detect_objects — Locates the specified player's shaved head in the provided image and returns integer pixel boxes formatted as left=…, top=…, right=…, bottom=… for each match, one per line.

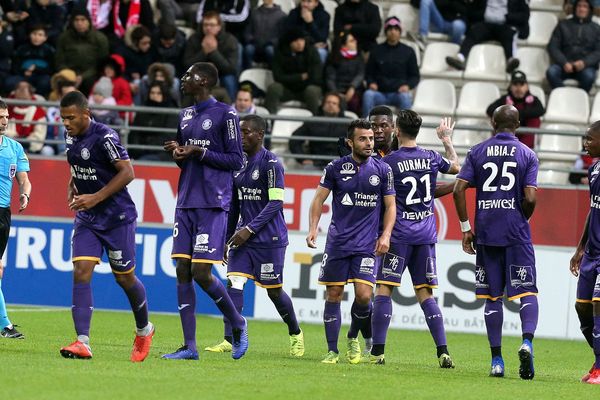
left=193, top=62, right=218, bottom=89
left=241, top=114, right=266, bottom=133
left=492, top=105, right=520, bottom=133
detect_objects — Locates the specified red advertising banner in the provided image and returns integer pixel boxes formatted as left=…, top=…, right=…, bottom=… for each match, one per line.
left=18, top=158, right=587, bottom=247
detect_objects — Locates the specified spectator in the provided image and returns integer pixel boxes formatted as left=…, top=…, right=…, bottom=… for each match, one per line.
left=26, top=0, right=66, bottom=46
left=564, top=0, right=600, bottom=16
left=445, top=0, right=529, bottom=73
left=138, top=62, right=180, bottom=106
left=1, top=0, right=30, bottom=47
left=9, top=25, right=55, bottom=97
left=47, top=78, right=76, bottom=154
left=325, top=30, right=364, bottom=115
left=486, top=71, right=544, bottom=149
left=570, top=145, right=598, bottom=184
left=93, top=54, right=134, bottom=114
left=362, top=17, right=419, bottom=117
left=233, top=87, right=256, bottom=114
left=116, top=25, right=157, bottom=103
left=547, top=0, right=600, bottom=93
left=152, top=23, right=186, bottom=76
left=155, top=0, right=183, bottom=26
left=103, top=0, right=155, bottom=48
left=6, top=80, right=46, bottom=153
left=0, top=20, right=15, bottom=96
left=88, top=76, right=122, bottom=126
left=333, top=0, right=381, bottom=53
left=407, top=0, right=467, bottom=51
left=195, top=0, right=250, bottom=42
left=128, top=81, right=178, bottom=161
left=48, top=68, right=76, bottom=101
left=55, top=7, right=109, bottom=95
left=183, top=11, right=239, bottom=102
left=264, top=27, right=322, bottom=115
left=286, top=0, right=330, bottom=64
left=242, top=0, right=286, bottom=69
left=289, top=92, right=348, bottom=168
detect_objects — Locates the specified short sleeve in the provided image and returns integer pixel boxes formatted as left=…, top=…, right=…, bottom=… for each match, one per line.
left=101, top=129, right=129, bottom=162
left=319, top=162, right=335, bottom=190
left=16, top=143, right=30, bottom=172
left=435, top=151, right=451, bottom=174
left=382, top=163, right=395, bottom=196
left=267, top=158, right=285, bottom=201
left=457, top=150, right=475, bottom=184
left=524, top=151, right=539, bottom=188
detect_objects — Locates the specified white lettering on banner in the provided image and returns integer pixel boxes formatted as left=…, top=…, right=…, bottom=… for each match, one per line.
left=50, top=229, right=72, bottom=272
left=128, top=179, right=146, bottom=222
left=15, top=227, right=47, bottom=270
left=149, top=180, right=177, bottom=224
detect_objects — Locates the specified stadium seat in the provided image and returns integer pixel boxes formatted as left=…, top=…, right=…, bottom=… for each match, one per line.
left=420, top=42, right=462, bottom=79
left=387, top=4, right=418, bottom=37
left=538, top=123, right=582, bottom=163
left=590, top=91, right=600, bottom=122
left=529, top=0, right=563, bottom=11
left=453, top=118, right=491, bottom=156
left=537, top=169, right=570, bottom=185
left=255, top=105, right=269, bottom=116
left=271, top=108, right=313, bottom=148
left=418, top=115, right=445, bottom=152
left=463, top=44, right=507, bottom=82
left=258, top=0, right=296, bottom=14
left=412, top=79, right=456, bottom=117
left=238, top=68, right=274, bottom=94
left=521, top=12, right=558, bottom=47
left=320, top=0, right=337, bottom=33
left=405, top=40, right=421, bottom=66
left=544, top=87, right=590, bottom=125
left=455, top=81, right=501, bottom=119
left=344, top=110, right=359, bottom=120
left=529, top=84, right=546, bottom=108
left=516, top=47, right=549, bottom=85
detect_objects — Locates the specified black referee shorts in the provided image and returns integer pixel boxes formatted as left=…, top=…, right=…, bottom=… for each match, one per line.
left=0, top=207, right=11, bottom=258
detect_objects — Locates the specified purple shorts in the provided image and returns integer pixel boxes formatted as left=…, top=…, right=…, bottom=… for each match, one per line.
left=71, top=220, right=136, bottom=274
left=475, top=244, right=538, bottom=301
left=171, top=208, right=227, bottom=264
left=377, top=243, right=438, bottom=289
left=227, top=245, right=286, bottom=288
left=576, top=253, right=600, bottom=302
left=318, top=246, right=378, bottom=287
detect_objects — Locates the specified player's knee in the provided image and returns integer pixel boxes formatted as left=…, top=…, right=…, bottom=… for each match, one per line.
left=191, top=263, right=212, bottom=283
left=113, top=271, right=135, bottom=288
left=228, top=275, right=247, bottom=290
left=575, top=301, right=593, bottom=317
left=175, top=261, right=193, bottom=282
left=325, top=286, right=344, bottom=302
left=267, top=287, right=282, bottom=300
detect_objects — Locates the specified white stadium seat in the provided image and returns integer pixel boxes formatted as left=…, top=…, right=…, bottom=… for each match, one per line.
left=270, top=107, right=313, bottom=148
left=418, top=115, right=445, bottom=152
left=387, top=4, right=418, bottom=37
left=522, top=12, right=558, bottom=47
left=529, top=84, right=546, bottom=108
left=455, top=81, right=501, bottom=119
left=537, top=169, right=570, bottom=185
left=412, top=79, right=456, bottom=116
left=544, top=87, right=590, bottom=125
left=529, top=0, right=563, bottom=11
left=537, top=123, right=582, bottom=163
left=344, top=110, right=359, bottom=120
left=420, top=42, right=462, bottom=79
left=320, top=0, right=337, bottom=33
left=405, top=40, right=421, bottom=66
left=238, top=68, right=274, bottom=94
left=255, top=105, right=269, bottom=116
left=453, top=118, right=491, bottom=156
left=516, top=47, right=549, bottom=85
left=464, top=44, right=507, bottom=82
left=589, top=91, right=600, bottom=123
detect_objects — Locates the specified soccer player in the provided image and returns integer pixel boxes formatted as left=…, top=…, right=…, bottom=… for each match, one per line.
left=307, top=119, right=396, bottom=364
left=370, top=105, right=397, bottom=159
left=570, top=120, right=600, bottom=384
left=59, top=91, right=154, bottom=361
left=205, top=114, right=304, bottom=356
left=370, top=111, right=460, bottom=366
left=162, top=62, right=248, bottom=360
left=453, top=105, right=538, bottom=379
left=0, top=100, right=31, bottom=339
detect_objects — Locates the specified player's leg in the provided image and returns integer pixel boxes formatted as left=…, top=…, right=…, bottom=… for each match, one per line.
left=507, top=244, right=538, bottom=380
left=575, top=256, right=600, bottom=383
left=588, top=300, right=600, bottom=384
left=0, top=208, right=21, bottom=339
left=267, top=287, right=303, bottom=356
left=205, top=275, right=246, bottom=353
left=322, top=284, right=344, bottom=363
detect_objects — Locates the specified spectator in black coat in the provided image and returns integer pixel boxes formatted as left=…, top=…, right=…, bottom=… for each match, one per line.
left=334, top=0, right=381, bottom=53
left=152, top=23, right=186, bottom=76
left=325, top=30, right=364, bottom=115
left=286, top=0, right=330, bottom=64
left=26, top=0, right=66, bottom=47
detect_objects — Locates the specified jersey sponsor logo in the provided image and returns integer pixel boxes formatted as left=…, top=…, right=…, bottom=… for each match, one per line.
left=359, top=257, right=375, bottom=276
left=9, top=164, right=16, bottom=178
left=402, top=210, right=434, bottom=220
left=103, top=139, right=120, bottom=161
left=261, top=263, right=274, bottom=273
left=202, top=119, right=213, bottom=130
left=186, top=138, right=211, bottom=147
left=226, top=119, right=237, bottom=140
left=65, top=136, right=73, bottom=145
left=252, top=169, right=259, bottom=180
left=267, top=168, right=275, bottom=188
left=341, top=193, right=353, bottom=206
left=509, top=265, right=534, bottom=288
left=477, top=198, right=516, bottom=210
left=108, top=250, right=123, bottom=260
left=196, top=234, right=209, bottom=245
left=369, top=175, right=380, bottom=186
left=592, top=163, right=600, bottom=183
left=425, top=257, right=437, bottom=282
left=319, top=169, right=326, bottom=184
left=382, top=252, right=403, bottom=279
left=475, top=265, right=488, bottom=289
left=81, top=147, right=90, bottom=160
left=340, top=162, right=356, bottom=175
left=182, top=108, right=194, bottom=121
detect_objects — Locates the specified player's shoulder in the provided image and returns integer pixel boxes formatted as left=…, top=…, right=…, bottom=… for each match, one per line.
left=259, top=148, right=283, bottom=167
left=92, top=121, right=120, bottom=142
left=516, top=140, right=538, bottom=159
left=213, top=101, right=238, bottom=118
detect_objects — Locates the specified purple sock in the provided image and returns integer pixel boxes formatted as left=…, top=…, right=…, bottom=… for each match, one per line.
left=123, top=278, right=149, bottom=329
left=204, top=277, right=244, bottom=329
left=484, top=299, right=503, bottom=348
left=177, top=282, right=197, bottom=352
left=271, top=291, right=300, bottom=335
left=519, top=295, right=539, bottom=335
left=421, top=297, right=447, bottom=346
left=594, top=316, right=600, bottom=369
left=324, top=301, right=341, bottom=353
left=72, top=283, right=93, bottom=337
left=224, top=287, right=244, bottom=339
left=372, top=295, right=392, bottom=345
left=347, top=301, right=371, bottom=339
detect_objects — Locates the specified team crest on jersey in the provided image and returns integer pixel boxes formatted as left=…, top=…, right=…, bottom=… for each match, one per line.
left=252, top=169, right=259, bottom=180
left=340, top=162, right=356, bottom=174
left=81, top=148, right=90, bottom=160
left=369, top=175, right=380, bottom=186
left=182, top=108, right=194, bottom=121
left=202, top=119, right=212, bottom=130
left=8, top=164, right=16, bottom=178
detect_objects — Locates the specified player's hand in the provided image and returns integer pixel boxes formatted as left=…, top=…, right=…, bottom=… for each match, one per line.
left=173, top=145, right=203, bottom=161
left=69, top=194, right=100, bottom=211
left=461, top=231, right=476, bottom=255
left=306, top=230, right=318, bottom=248
left=570, top=248, right=584, bottom=277
left=375, top=234, right=390, bottom=256
left=18, top=194, right=29, bottom=212
left=436, top=117, right=455, bottom=140
left=228, top=227, right=252, bottom=248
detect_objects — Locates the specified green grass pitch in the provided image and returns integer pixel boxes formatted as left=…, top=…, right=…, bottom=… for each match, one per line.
left=1, top=306, right=598, bottom=399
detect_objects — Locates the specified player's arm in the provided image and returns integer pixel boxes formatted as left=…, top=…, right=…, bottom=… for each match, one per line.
left=225, top=191, right=241, bottom=244
left=434, top=181, right=455, bottom=198
left=522, top=186, right=536, bottom=220
left=570, top=211, right=590, bottom=277
left=198, top=114, right=244, bottom=171
left=306, top=186, right=330, bottom=248
left=436, top=117, right=460, bottom=174
left=69, top=160, right=134, bottom=211
left=453, top=178, right=475, bottom=255
left=375, top=194, right=396, bottom=256
left=15, top=171, right=31, bottom=212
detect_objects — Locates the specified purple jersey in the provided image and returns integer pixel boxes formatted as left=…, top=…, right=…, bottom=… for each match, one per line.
left=175, top=97, right=243, bottom=210
left=585, top=161, right=600, bottom=257
left=65, top=120, right=137, bottom=230
left=384, top=146, right=450, bottom=244
left=229, top=148, right=288, bottom=248
left=320, top=155, right=395, bottom=252
left=457, top=132, right=538, bottom=246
